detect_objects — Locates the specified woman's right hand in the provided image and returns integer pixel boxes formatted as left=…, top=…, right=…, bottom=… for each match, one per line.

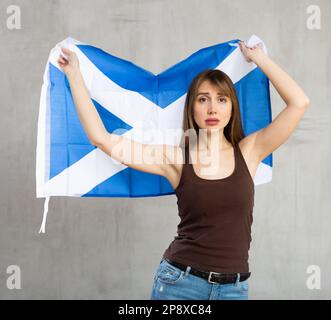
left=57, top=47, right=80, bottom=78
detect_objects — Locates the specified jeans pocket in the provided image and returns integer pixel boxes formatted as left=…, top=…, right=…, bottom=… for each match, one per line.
left=156, top=260, right=185, bottom=284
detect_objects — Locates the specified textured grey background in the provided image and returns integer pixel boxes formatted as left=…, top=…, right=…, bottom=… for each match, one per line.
left=0, top=0, right=330, bottom=299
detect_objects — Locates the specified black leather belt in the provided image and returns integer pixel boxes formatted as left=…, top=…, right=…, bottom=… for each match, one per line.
left=164, top=258, right=251, bottom=284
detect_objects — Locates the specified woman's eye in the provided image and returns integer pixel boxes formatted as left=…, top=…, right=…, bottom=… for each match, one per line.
left=198, top=97, right=227, bottom=103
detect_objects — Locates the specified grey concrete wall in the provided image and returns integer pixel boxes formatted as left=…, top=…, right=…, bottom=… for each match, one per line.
left=0, top=0, right=330, bottom=299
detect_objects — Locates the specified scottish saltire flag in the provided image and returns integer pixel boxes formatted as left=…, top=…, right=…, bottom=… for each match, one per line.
left=36, top=34, right=272, bottom=232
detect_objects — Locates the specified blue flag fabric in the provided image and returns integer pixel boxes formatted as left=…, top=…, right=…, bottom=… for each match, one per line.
left=36, top=34, right=272, bottom=232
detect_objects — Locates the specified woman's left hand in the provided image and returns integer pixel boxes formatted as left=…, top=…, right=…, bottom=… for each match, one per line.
left=238, top=41, right=264, bottom=63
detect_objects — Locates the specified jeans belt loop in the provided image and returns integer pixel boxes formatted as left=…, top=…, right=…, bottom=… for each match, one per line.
left=235, top=273, right=240, bottom=286
left=184, top=265, right=191, bottom=277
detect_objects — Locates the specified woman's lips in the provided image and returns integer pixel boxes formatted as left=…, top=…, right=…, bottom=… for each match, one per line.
left=205, top=120, right=220, bottom=125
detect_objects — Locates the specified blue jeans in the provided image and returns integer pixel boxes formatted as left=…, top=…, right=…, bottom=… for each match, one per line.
left=150, top=258, right=249, bottom=300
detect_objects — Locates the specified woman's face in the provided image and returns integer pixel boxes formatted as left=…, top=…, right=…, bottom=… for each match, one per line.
left=193, top=80, right=232, bottom=131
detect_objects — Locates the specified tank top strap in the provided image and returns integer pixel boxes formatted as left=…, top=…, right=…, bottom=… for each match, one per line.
left=234, top=141, right=254, bottom=185
left=233, top=142, right=240, bottom=166
left=184, top=143, right=189, bottom=165
left=234, top=142, right=238, bottom=155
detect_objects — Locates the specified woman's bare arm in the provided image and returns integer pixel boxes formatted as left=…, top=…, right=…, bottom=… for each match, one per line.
left=96, top=133, right=182, bottom=177
left=57, top=47, right=181, bottom=177
left=238, top=41, right=310, bottom=161
left=67, top=71, right=108, bottom=145
left=58, top=48, right=107, bottom=145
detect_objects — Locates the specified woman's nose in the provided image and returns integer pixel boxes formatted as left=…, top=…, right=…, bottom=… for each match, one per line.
left=207, top=103, right=217, bottom=114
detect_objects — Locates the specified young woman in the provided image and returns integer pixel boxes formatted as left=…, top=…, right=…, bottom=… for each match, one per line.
left=58, top=40, right=310, bottom=300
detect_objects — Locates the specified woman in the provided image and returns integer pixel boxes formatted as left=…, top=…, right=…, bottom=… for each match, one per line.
left=58, top=40, right=310, bottom=300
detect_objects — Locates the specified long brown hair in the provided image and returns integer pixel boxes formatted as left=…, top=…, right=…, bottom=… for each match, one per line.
left=180, top=69, right=245, bottom=148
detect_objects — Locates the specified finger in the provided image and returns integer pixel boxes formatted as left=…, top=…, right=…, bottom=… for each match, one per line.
left=57, top=57, right=67, bottom=65
left=59, top=53, right=68, bottom=61
left=58, top=56, right=66, bottom=63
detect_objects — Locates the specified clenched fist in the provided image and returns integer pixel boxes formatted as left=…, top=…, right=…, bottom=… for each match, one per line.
left=57, top=47, right=80, bottom=78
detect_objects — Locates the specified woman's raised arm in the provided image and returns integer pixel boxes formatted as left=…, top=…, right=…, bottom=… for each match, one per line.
left=58, top=47, right=107, bottom=145
left=57, top=48, right=182, bottom=178
left=238, top=41, right=310, bottom=162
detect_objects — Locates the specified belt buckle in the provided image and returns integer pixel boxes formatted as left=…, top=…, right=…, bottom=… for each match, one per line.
left=207, top=271, right=220, bottom=284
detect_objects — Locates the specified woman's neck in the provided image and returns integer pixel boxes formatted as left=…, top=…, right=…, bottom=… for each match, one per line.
left=197, top=129, right=231, bottom=151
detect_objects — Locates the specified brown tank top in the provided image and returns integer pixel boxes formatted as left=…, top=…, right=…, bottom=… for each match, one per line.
left=162, top=142, right=255, bottom=273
